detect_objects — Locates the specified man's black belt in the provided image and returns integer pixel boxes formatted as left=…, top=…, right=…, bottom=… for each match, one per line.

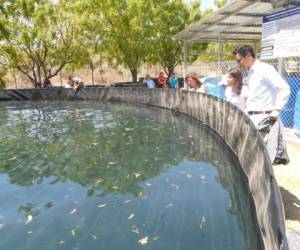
left=247, top=111, right=272, bottom=115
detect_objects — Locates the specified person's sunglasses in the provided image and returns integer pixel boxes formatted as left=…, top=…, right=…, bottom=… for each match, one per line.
left=236, top=53, right=249, bottom=64
left=236, top=57, right=245, bottom=64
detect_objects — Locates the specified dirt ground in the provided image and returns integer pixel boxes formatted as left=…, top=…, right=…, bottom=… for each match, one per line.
left=273, top=138, right=300, bottom=249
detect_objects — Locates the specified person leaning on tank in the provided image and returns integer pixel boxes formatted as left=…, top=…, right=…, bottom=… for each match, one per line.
left=143, top=75, right=156, bottom=89
left=233, top=44, right=291, bottom=164
left=224, top=68, right=248, bottom=111
left=65, top=75, right=84, bottom=92
left=157, top=72, right=168, bottom=88
left=180, top=72, right=207, bottom=94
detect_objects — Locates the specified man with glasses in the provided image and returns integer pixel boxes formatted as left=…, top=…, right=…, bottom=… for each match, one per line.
left=233, top=44, right=290, bottom=125
left=233, top=45, right=290, bottom=164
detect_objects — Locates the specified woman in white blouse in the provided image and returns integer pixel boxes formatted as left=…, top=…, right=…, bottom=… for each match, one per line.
left=224, top=68, right=248, bottom=111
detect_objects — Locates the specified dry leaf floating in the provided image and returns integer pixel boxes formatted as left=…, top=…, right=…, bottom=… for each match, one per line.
left=128, top=213, right=135, bottom=220
left=25, top=215, right=33, bottom=224
left=131, top=227, right=140, bottom=234
left=138, top=236, right=148, bottom=245
left=97, top=203, right=107, bottom=208
left=70, top=208, right=77, bottom=215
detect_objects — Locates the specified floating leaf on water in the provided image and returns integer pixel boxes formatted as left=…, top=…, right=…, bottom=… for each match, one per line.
left=9, top=156, right=17, bottom=160
left=59, top=241, right=65, bottom=245
left=92, top=143, right=98, bottom=146
left=138, top=236, right=148, bottom=245
left=153, top=236, right=159, bottom=241
left=186, top=174, right=192, bottom=179
left=133, top=173, right=142, bottom=178
left=112, top=186, right=118, bottom=190
left=0, top=224, right=4, bottom=229
left=27, top=231, right=32, bottom=234
left=138, top=192, right=144, bottom=198
left=97, top=203, right=107, bottom=208
left=96, top=179, right=104, bottom=184
left=91, top=234, right=97, bottom=240
left=145, top=183, right=152, bottom=186
left=124, top=200, right=131, bottom=204
left=198, top=216, right=206, bottom=231
left=70, top=208, right=77, bottom=215
left=25, top=215, right=33, bottom=224
left=165, top=203, right=173, bottom=208
left=128, top=213, right=135, bottom=220
left=170, top=184, right=179, bottom=190
left=108, top=162, right=118, bottom=166
left=131, top=227, right=140, bottom=234
left=125, top=128, right=135, bottom=131
left=71, top=229, right=76, bottom=237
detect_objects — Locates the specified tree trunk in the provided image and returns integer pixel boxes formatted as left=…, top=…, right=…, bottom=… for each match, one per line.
left=12, top=68, right=17, bottom=89
left=130, top=68, right=138, bottom=83
left=91, top=62, right=95, bottom=85
left=60, top=71, right=63, bottom=87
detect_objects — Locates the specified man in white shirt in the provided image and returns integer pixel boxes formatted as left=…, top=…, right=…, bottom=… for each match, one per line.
left=233, top=45, right=290, bottom=126
left=233, top=45, right=290, bottom=164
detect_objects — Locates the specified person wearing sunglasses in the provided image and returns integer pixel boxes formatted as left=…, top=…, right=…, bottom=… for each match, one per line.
left=233, top=44, right=290, bottom=126
left=233, top=45, right=290, bottom=165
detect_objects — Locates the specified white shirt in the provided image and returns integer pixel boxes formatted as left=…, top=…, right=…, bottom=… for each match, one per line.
left=143, top=79, right=155, bottom=89
left=225, top=85, right=248, bottom=111
left=246, top=60, right=290, bottom=112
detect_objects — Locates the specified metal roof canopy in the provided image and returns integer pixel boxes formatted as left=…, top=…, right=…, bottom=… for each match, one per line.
left=174, top=0, right=300, bottom=42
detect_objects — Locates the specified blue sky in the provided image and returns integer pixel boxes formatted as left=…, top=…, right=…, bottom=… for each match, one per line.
left=183, top=0, right=217, bottom=11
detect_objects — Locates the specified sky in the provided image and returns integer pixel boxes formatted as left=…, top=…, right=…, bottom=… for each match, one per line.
left=183, top=0, right=217, bottom=11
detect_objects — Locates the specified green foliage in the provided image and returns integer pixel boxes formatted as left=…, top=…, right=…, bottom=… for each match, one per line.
left=215, top=0, right=227, bottom=8
left=148, top=1, right=207, bottom=77
left=0, top=0, right=90, bottom=87
left=88, top=0, right=154, bottom=82
left=0, top=0, right=241, bottom=85
left=0, top=64, right=7, bottom=88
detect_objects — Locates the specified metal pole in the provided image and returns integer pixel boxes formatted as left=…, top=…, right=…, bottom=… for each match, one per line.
left=183, top=40, right=188, bottom=88
left=217, top=33, right=222, bottom=77
left=278, top=57, right=284, bottom=76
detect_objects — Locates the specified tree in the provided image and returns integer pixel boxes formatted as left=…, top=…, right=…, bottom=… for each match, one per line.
left=0, top=0, right=88, bottom=87
left=89, top=0, right=154, bottom=83
left=149, top=0, right=208, bottom=78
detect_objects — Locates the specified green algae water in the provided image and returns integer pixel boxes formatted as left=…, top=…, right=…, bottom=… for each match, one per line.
left=0, top=101, right=262, bottom=250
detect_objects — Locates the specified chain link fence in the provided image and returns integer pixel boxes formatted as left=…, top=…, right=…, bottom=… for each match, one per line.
left=188, top=58, right=300, bottom=130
